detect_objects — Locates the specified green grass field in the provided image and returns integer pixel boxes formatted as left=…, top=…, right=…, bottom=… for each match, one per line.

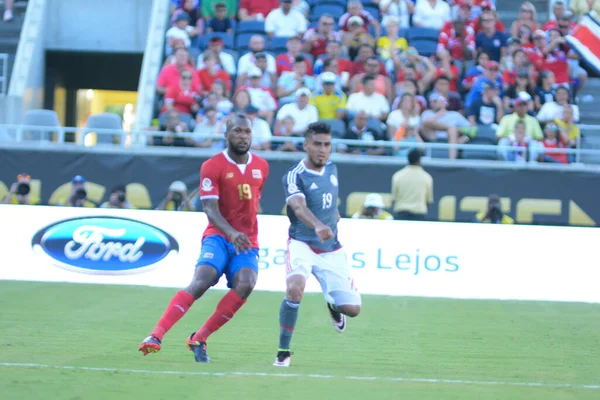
left=1, top=281, right=599, bottom=400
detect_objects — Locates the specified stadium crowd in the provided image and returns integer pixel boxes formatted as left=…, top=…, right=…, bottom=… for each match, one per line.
left=151, top=0, right=589, bottom=162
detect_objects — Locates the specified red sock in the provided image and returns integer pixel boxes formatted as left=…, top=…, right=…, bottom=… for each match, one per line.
left=151, top=290, right=195, bottom=341
left=192, top=290, right=246, bottom=342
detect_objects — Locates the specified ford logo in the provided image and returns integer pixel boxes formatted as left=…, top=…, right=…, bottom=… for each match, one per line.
left=31, top=217, right=179, bottom=275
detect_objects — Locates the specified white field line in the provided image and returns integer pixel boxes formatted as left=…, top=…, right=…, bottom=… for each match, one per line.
left=1, top=362, right=599, bottom=390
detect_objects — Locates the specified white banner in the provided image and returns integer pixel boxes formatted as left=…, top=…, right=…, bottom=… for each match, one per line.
left=1, top=205, right=599, bottom=303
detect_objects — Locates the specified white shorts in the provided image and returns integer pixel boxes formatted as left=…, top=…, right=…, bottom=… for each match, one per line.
left=285, top=238, right=362, bottom=306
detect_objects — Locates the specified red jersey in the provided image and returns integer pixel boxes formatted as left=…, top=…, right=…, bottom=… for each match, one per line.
left=275, top=53, right=313, bottom=76
left=162, top=84, right=200, bottom=114
left=199, top=151, right=269, bottom=248
left=196, top=68, right=231, bottom=94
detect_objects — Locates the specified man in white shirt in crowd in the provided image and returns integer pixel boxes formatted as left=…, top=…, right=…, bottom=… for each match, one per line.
left=238, top=35, right=277, bottom=76
left=412, top=0, right=451, bottom=30
left=420, top=93, right=470, bottom=159
left=265, top=0, right=307, bottom=38
left=536, top=86, right=580, bottom=123
left=346, top=75, right=390, bottom=121
left=197, top=37, right=237, bottom=76
left=244, top=105, right=273, bottom=151
left=274, top=88, right=319, bottom=135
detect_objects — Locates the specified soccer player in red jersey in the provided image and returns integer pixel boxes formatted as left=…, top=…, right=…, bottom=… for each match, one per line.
left=139, top=114, right=269, bottom=362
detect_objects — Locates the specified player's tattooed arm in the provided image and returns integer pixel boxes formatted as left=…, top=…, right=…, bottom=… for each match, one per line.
left=287, top=196, right=334, bottom=242
left=202, top=199, right=251, bottom=253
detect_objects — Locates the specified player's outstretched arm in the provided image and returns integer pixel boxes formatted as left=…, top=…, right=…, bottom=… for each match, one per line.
left=202, top=198, right=251, bottom=253
left=287, top=196, right=334, bottom=242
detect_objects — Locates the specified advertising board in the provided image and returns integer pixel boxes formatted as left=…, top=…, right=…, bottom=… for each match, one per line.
left=1, top=205, right=599, bottom=303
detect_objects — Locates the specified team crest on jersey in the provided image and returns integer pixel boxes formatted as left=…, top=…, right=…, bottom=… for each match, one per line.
left=252, top=169, right=262, bottom=179
left=202, top=178, right=214, bottom=192
left=225, top=172, right=234, bottom=179
left=330, top=175, right=338, bottom=187
left=288, top=183, right=299, bottom=194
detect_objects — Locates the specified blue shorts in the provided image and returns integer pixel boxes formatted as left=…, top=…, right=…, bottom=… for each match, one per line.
left=196, top=235, right=259, bottom=288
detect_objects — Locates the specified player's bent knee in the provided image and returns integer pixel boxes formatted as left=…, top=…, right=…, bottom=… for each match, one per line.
left=234, top=280, right=255, bottom=299
left=286, top=275, right=306, bottom=302
left=340, top=304, right=361, bottom=318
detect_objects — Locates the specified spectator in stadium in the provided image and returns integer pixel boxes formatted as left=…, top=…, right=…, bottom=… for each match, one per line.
left=543, top=1, right=573, bottom=29
left=558, top=19, right=588, bottom=93
left=511, top=1, right=538, bottom=37
left=194, top=106, right=226, bottom=148
left=467, top=80, right=504, bottom=126
left=339, top=1, right=381, bottom=37
left=206, top=3, right=234, bottom=34
left=210, top=80, right=234, bottom=115
left=276, top=56, right=316, bottom=106
left=387, top=93, right=422, bottom=153
left=430, top=75, right=462, bottom=112
left=379, top=0, right=411, bottom=29
left=469, top=3, right=506, bottom=35
left=346, top=75, right=390, bottom=121
left=431, top=50, right=461, bottom=98
left=437, top=15, right=476, bottom=68
left=238, top=35, right=277, bottom=77
left=555, top=104, right=580, bottom=161
left=238, top=67, right=278, bottom=124
left=197, top=53, right=232, bottom=97
left=496, top=92, right=543, bottom=140
left=101, top=185, right=133, bottom=209
left=197, top=37, right=237, bottom=76
left=538, top=121, right=568, bottom=164
left=497, top=121, right=530, bottom=162
left=543, top=29, right=571, bottom=87
left=238, top=0, right=278, bottom=20
left=420, top=93, right=471, bottom=159
left=231, top=89, right=252, bottom=113
left=412, top=0, right=451, bottom=30
left=157, top=48, right=200, bottom=95
left=156, top=181, right=195, bottom=211
left=342, top=17, right=376, bottom=61
left=474, top=194, right=514, bottom=224
left=273, top=116, right=302, bottom=152
left=292, top=0, right=310, bottom=17
left=265, top=0, right=307, bottom=38
left=475, top=10, right=507, bottom=62
left=537, top=86, right=579, bottom=123
left=391, top=149, right=433, bottom=221
left=172, top=0, right=202, bottom=24
left=198, top=92, right=226, bottom=121
left=315, top=58, right=345, bottom=92
left=244, top=105, right=273, bottom=151
left=239, top=52, right=277, bottom=91
left=3, top=0, right=13, bottom=22
left=150, top=110, right=195, bottom=147
left=349, top=56, right=394, bottom=103
left=391, top=79, right=427, bottom=112
left=56, top=175, right=96, bottom=208
left=350, top=44, right=387, bottom=78
left=201, top=0, right=237, bottom=19
left=165, top=12, right=198, bottom=56
left=465, top=60, right=502, bottom=108
left=517, top=24, right=535, bottom=51
left=338, top=111, right=387, bottom=156
left=500, top=37, right=523, bottom=71
left=351, top=193, right=394, bottom=220
left=162, top=69, right=201, bottom=115
left=504, top=69, right=535, bottom=113
left=501, top=49, right=531, bottom=91
left=274, top=88, right=319, bottom=136
left=534, top=70, right=556, bottom=110
left=393, top=47, right=437, bottom=95
left=462, top=51, right=490, bottom=91
left=276, top=37, right=313, bottom=76
left=313, top=40, right=352, bottom=79
left=310, top=72, right=347, bottom=120
left=2, top=173, right=40, bottom=205
left=377, top=16, right=408, bottom=65
left=302, top=15, right=342, bottom=59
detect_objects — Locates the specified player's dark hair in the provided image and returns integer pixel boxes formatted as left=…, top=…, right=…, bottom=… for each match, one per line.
left=226, top=114, right=251, bottom=133
left=304, top=122, right=332, bottom=138
left=408, top=149, right=422, bottom=165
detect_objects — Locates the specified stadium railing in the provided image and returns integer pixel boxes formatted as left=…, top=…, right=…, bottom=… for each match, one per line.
left=0, top=53, right=8, bottom=96
left=1, top=124, right=600, bottom=170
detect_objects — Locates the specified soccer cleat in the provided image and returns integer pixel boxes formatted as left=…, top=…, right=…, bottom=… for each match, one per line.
left=327, top=303, right=346, bottom=333
left=187, top=333, right=210, bottom=363
left=273, top=350, right=292, bottom=367
left=139, top=335, right=161, bottom=355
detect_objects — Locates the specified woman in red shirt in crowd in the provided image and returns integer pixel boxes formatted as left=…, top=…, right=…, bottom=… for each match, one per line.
left=162, top=69, right=201, bottom=115
left=540, top=122, right=568, bottom=164
left=543, top=29, right=570, bottom=86
left=196, top=53, right=231, bottom=96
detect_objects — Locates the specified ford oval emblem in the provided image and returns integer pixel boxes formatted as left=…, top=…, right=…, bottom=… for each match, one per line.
left=31, top=217, right=179, bottom=275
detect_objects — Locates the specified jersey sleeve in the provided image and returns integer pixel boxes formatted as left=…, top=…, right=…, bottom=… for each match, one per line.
left=199, top=160, right=220, bottom=200
left=282, top=167, right=306, bottom=203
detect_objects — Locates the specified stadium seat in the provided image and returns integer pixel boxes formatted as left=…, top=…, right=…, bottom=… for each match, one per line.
left=159, top=112, right=195, bottom=131
left=408, top=27, right=440, bottom=42
left=270, top=36, right=291, bottom=52
left=18, top=109, right=64, bottom=142
left=83, top=113, right=124, bottom=145
left=321, top=119, right=346, bottom=138
left=237, top=20, right=265, bottom=34
left=474, top=124, right=498, bottom=144
left=366, top=118, right=384, bottom=135
left=236, top=33, right=267, bottom=53
left=461, top=138, right=498, bottom=160
left=311, top=4, right=345, bottom=22
left=199, top=32, right=234, bottom=50
left=363, top=5, right=380, bottom=20
left=410, top=40, right=438, bottom=57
